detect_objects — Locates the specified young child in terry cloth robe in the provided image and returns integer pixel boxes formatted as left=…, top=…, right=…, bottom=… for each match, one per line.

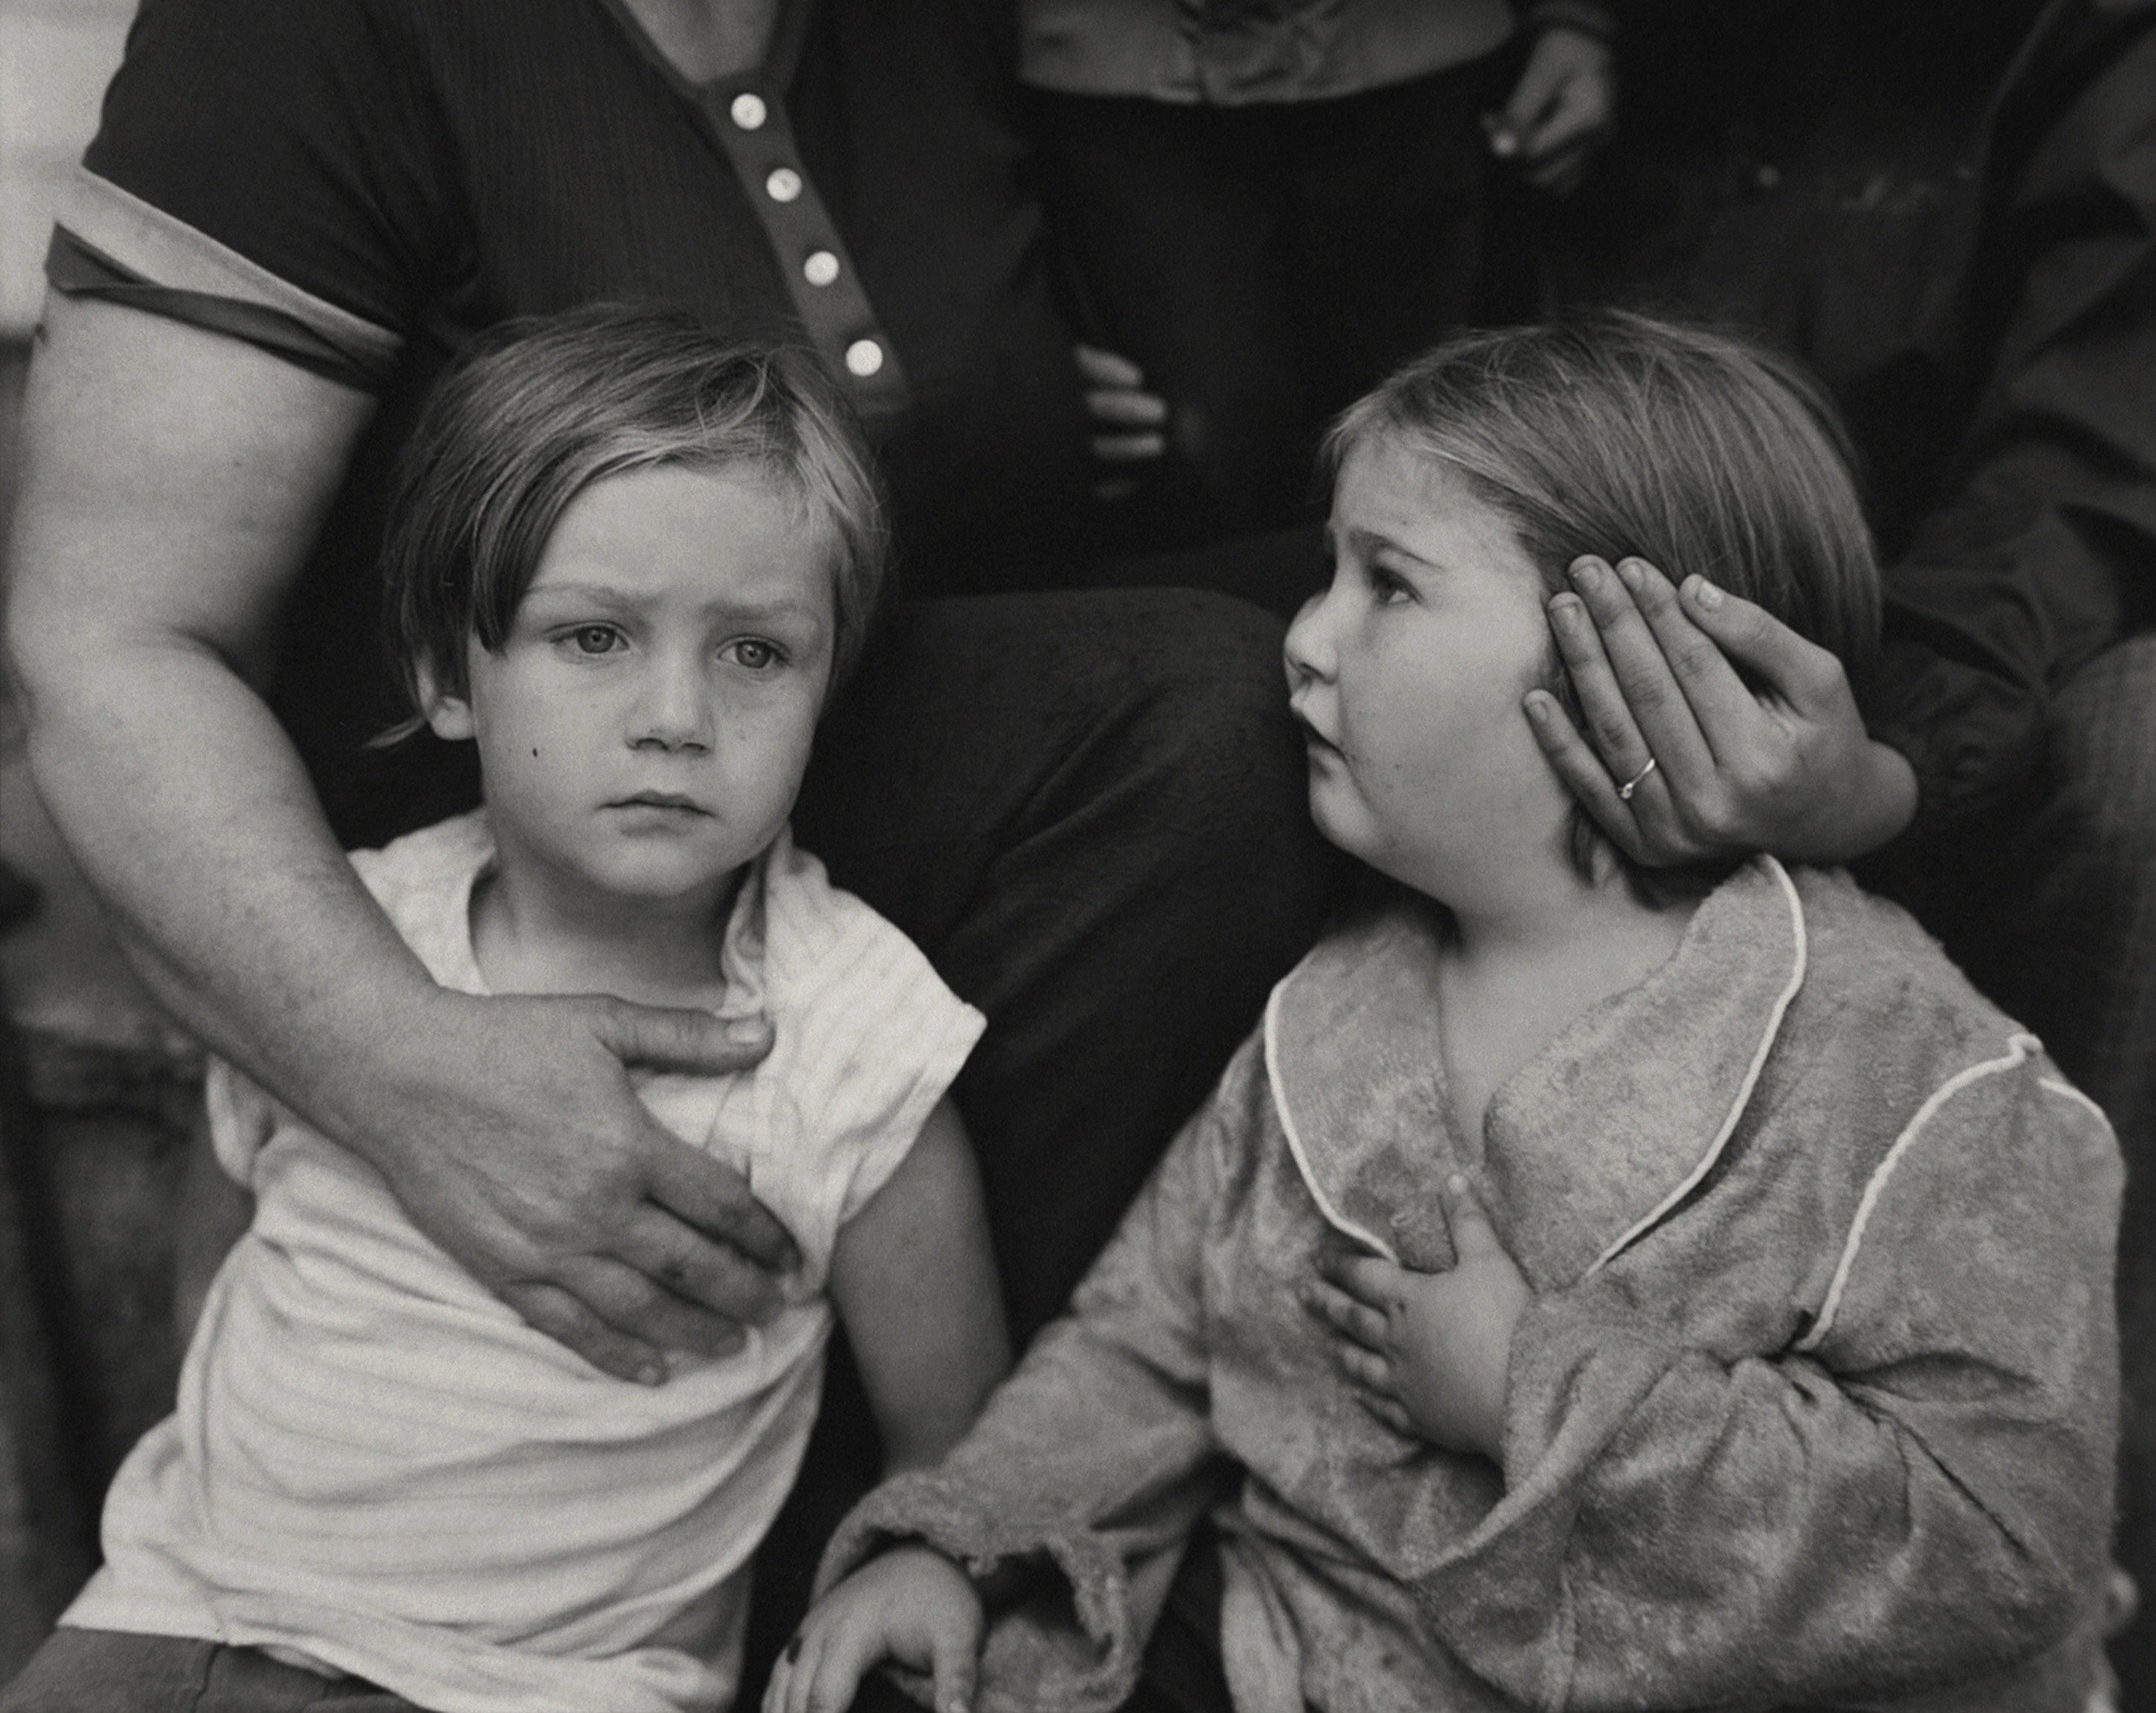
left=770, top=314, right=2122, bottom=1713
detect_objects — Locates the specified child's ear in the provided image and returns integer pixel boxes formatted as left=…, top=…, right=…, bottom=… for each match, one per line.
left=415, top=658, right=476, bottom=742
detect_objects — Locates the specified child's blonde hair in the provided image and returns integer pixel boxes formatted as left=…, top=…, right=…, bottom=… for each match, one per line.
left=1324, top=311, right=1881, bottom=883
left=380, top=304, right=888, bottom=740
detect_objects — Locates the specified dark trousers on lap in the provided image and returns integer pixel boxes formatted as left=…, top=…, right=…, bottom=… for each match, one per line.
left=797, top=589, right=1340, bottom=1346
left=0, top=1632, right=421, bottom=1713
left=750, top=588, right=1343, bottom=1691
left=1031, top=58, right=1500, bottom=547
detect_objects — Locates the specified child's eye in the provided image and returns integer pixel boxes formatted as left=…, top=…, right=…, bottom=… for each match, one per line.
left=565, top=625, right=624, bottom=656
left=1368, top=565, right=1414, bottom=605
left=726, top=638, right=785, bottom=671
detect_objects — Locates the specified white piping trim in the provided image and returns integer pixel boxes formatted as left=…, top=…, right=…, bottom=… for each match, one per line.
left=2040, top=1075, right=2114, bottom=1134
left=1263, top=982, right=1401, bottom=1265
left=1583, top=855, right=1809, bottom=1279
left=1794, top=1031, right=2043, bottom=1355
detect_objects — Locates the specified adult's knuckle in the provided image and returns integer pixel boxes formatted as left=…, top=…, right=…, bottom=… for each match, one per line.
left=1667, top=635, right=1721, bottom=680
left=588, top=991, right=635, bottom=1027
left=508, top=1282, right=591, bottom=1342
left=1620, top=671, right=1674, bottom=718
left=1733, top=762, right=1789, bottom=806
left=607, top=1271, right=667, bottom=1321
left=652, top=1247, right=702, bottom=1293
left=715, top=1253, right=783, bottom=1321
left=1690, top=795, right=1745, bottom=845
left=1803, top=653, right=1849, bottom=700
left=579, top=1148, right=647, bottom=1206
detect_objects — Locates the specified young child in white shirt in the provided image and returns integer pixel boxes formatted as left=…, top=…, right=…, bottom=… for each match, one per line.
left=8, top=306, right=1009, bottom=1713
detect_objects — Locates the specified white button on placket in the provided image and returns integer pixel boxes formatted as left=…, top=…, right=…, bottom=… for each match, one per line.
left=729, top=92, right=767, bottom=131
left=765, top=167, right=803, bottom=203
left=844, top=339, right=884, bottom=378
left=803, top=251, right=840, bottom=287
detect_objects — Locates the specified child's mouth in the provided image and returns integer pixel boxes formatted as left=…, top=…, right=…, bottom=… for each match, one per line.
left=1292, top=712, right=1344, bottom=760
left=610, top=792, right=710, bottom=816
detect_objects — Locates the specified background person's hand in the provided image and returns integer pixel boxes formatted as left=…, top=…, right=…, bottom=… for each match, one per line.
left=765, top=1545, right=984, bottom=1713
left=1075, top=343, right=1168, bottom=501
left=359, top=990, right=791, bottom=1384
left=1486, top=25, right=1618, bottom=195
left=1524, top=556, right=1919, bottom=865
left=1306, top=1175, right=1530, bottom=1459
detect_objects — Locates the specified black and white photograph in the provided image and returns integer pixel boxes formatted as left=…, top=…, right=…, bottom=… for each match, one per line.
left=0, top=2, right=2149, bottom=1710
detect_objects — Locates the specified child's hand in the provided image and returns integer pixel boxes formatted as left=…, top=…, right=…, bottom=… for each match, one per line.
left=1485, top=25, right=1618, bottom=195
left=1074, top=343, right=1168, bottom=501
left=764, top=1545, right=983, bottom=1713
left=1305, top=1175, right=1530, bottom=1460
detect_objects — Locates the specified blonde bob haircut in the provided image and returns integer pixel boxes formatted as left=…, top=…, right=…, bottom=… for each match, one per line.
left=1322, top=311, right=1881, bottom=885
left=379, top=304, right=888, bottom=742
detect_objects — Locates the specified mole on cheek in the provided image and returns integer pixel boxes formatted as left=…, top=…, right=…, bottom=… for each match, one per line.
left=531, top=747, right=540, bottom=758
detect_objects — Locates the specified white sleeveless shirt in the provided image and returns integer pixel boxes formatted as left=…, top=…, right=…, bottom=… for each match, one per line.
left=65, top=812, right=984, bottom=1713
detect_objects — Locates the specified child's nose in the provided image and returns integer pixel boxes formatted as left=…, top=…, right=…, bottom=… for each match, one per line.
left=630, top=654, right=714, bottom=752
left=1283, top=587, right=1336, bottom=685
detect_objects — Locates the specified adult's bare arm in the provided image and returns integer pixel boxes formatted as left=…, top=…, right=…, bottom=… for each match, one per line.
left=1522, top=554, right=1918, bottom=865
left=4, top=293, right=792, bottom=1381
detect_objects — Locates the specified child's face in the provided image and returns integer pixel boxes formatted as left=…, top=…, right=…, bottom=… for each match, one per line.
left=426, top=463, right=834, bottom=913
left=1285, top=440, right=1564, bottom=898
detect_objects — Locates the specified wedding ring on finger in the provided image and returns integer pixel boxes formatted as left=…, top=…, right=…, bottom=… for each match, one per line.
left=1617, top=756, right=1659, bottom=801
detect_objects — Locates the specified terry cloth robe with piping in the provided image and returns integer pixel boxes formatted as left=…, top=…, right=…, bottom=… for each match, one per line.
left=821, top=857, right=2121, bottom=1713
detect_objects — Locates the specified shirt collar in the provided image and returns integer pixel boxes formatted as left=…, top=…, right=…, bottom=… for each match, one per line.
left=1264, top=856, right=1808, bottom=1289
left=448, top=810, right=778, bottom=1025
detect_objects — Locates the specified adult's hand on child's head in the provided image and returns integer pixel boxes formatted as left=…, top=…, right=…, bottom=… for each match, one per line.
left=1524, top=555, right=1919, bottom=867
left=1486, top=25, right=1618, bottom=195
left=354, top=989, right=790, bottom=1384
left=1306, top=1176, right=1529, bottom=1460
left=766, top=1545, right=983, bottom=1713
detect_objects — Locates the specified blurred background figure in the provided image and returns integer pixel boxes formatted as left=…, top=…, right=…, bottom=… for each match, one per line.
left=1023, top=0, right=1616, bottom=550
left=1513, top=1, right=2156, bottom=1694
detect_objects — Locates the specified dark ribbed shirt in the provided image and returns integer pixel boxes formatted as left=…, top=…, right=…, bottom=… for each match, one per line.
left=63, top=0, right=1094, bottom=842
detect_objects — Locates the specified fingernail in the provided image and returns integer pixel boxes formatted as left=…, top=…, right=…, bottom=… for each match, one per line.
left=1569, top=559, right=1605, bottom=590
left=1521, top=691, right=1553, bottom=724
left=1548, top=591, right=1583, bottom=621
left=726, top=1016, right=772, bottom=1045
left=1688, top=576, right=1724, bottom=610
left=1615, top=559, right=1645, bottom=591
left=1447, top=1173, right=1468, bottom=1195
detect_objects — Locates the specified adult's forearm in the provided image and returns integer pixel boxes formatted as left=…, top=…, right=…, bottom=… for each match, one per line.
left=4, top=290, right=427, bottom=1161
left=6, top=296, right=789, bottom=1374
left=18, top=638, right=443, bottom=1157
